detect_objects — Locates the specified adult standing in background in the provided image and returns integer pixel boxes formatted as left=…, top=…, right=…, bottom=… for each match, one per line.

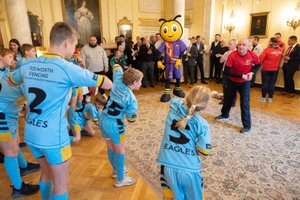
left=74, top=0, right=94, bottom=46
left=209, top=34, right=222, bottom=81
left=81, top=35, right=108, bottom=98
left=274, top=32, right=286, bottom=51
left=139, top=36, right=156, bottom=88
left=216, top=39, right=261, bottom=134
left=251, top=36, right=263, bottom=87
left=282, top=35, right=300, bottom=98
left=183, top=37, right=198, bottom=87
left=215, top=39, right=229, bottom=83
left=194, top=35, right=208, bottom=84
left=259, top=37, right=283, bottom=102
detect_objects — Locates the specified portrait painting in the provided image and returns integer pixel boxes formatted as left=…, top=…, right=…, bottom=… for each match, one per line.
left=28, top=11, right=43, bottom=47
left=62, top=0, right=101, bottom=47
left=250, top=12, right=269, bottom=37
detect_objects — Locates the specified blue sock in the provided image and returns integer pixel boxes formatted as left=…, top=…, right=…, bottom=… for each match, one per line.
left=107, top=148, right=115, bottom=170
left=114, top=153, right=125, bottom=181
left=40, top=180, right=52, bottom=200
left=68, top=107, right=75, bottom=119
left=69, top=136, right=74, bottom=143
left=51, top=192, right=68, bottom=200
left=77, top=102, right=82, bottom=109
left=4, top=156, right=22, bottom=189
left=18, top=147, right=28, bottom=169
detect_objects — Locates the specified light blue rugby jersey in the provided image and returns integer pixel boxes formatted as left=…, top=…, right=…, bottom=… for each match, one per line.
left=0, top=67, right=24, bottom=116
left=156, top=97, right=211, bottom=172
left=102, top=66, right=137, bottom=122
left=71, top=103, right=99, bottom=123
left=10, top=53, right=104, bottom=148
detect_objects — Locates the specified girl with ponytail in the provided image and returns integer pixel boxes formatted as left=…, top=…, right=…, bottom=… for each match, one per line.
left=157, top=86, right=212, bottom=200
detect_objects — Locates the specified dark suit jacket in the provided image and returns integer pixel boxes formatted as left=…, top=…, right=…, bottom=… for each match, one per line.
left=193, top=42, right=205, bottom=60
left=183, top=45, right=198, bottom=66
left=286, top=43, right=300, bottom=70
left=210, top=41, right=222, bottom=57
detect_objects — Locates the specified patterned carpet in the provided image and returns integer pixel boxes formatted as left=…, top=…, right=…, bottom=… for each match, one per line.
left=125, top=92, right=300, bottom=200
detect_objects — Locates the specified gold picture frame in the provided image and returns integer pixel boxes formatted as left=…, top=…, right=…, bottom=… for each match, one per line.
left=250, top=12, right=269, bottom=37
left=61, top=0, right=102, bottom=47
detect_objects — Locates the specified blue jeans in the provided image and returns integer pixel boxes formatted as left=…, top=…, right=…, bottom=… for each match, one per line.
left=261, top=70, right=278, bottom=98
left=221, top=79, right=251, bottom=128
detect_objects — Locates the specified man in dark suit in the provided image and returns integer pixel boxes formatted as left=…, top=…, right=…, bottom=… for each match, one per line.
left=183, top=37, right=198, bottom=86
left=283, top=35, right=300, bottom=98
left=194, top=35, right=208, bottom=84
left=209, top=34, right=222, bottom=80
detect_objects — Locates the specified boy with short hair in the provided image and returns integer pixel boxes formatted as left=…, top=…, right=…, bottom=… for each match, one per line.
left=9, top=22, right=112, bottom=200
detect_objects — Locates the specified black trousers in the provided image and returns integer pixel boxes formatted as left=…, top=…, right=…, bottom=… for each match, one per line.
left=283, top=64, right=299, bottom=94
left=221, top=79, right=251, bottom=128
left=183, top=60, right=195, bottom=84
left=195, top=57, right=205, bottom=81
left=261, top=70, right=278, bottom=98
left=210, top=56, right=217, bottom=79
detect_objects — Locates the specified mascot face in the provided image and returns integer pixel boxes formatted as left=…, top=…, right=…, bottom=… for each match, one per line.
left=159, top=16, right=183, bottom=43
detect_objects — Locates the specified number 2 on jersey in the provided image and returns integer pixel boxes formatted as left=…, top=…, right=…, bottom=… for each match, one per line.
left=28, top=87, right=46, bottom=114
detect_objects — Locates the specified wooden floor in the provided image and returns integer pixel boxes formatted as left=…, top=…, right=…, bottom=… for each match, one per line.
left=0, top=82, right=299, bottom=200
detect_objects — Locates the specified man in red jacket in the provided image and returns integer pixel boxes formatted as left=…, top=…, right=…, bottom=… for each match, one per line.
left=259, top=37, right=283, bottom=102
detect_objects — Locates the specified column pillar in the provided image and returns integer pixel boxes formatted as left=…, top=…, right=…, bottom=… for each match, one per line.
left=4, top=0, right=32, bottom=44
left=173, top=0, right=185, bottom=33
left=203, top=0, right=216, bottom=78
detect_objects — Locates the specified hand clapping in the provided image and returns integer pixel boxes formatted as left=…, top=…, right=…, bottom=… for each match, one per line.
left=242, top=72, right=254, bottom=81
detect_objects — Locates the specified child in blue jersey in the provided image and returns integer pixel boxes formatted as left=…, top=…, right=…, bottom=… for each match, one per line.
left=8, top=22, right=112, bottom=200
left=15, top=44, right=37, bottom=70
left=0, top=48, right=40, bottom=198
left=99, top=65, right=143, bottom=187
left=156, top=86, right=212, bottom=200
left=69, top=95, right=107, bottom=143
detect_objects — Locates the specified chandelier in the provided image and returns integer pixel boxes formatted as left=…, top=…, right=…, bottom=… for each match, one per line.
left=224, top=10, right=235, bottom=33
left=287, top=1, right=300, bottom=30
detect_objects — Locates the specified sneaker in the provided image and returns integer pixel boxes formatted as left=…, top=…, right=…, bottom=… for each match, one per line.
left=215, top=115, right=229, bottom=121
left=268, top=98, right=273, bottom=103
left=112, top=166, right=129, bottom=179
left=240, top=127, right=251, bottom=135
left=20, top=163, right=40, bottom=177
left=12, top=182, right=39, bottom=198
left=259, top=97, right=266, bottom=102
left=114, top=176, right=136, bottom=187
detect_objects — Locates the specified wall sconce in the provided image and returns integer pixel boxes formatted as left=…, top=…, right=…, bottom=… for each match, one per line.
left=287, top=1, right=300, bottom=30
left=224, top=10, right=235, bottom=33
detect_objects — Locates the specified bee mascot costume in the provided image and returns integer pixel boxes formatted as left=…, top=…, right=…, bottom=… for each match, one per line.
left=156, top=15, right=188, bottom=102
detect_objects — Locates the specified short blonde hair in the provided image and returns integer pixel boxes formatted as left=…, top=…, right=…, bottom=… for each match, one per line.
left=176, top=86, right=211, bottom=129
left=122, top=68, right=143, bottom=86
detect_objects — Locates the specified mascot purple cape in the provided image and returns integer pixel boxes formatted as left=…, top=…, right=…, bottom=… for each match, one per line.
left=156, top=15, right=188, bottom=102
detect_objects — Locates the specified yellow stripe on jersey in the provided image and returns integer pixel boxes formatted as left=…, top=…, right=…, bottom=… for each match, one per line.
left=95, top=75, right=104, bottom=88
left=120, top=134, right=125, bottom=142
left=9, top=73, right=19, bottom=86
left=92, top=118, right=98, bottom=122
left=61, top=145, right=72, bottom=162
left=42, top=53, right=63, bottom=58
left=77, top=87, right=83, bottom=94
left=0, top=132, right=13, bottom=142
left=73, top=125, right=81, bottom=132
left=112, top=65, right=121, bottom=71
left=162, top=189, right=174, bottom=199
left=197, top=147, right=211, bottom=156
